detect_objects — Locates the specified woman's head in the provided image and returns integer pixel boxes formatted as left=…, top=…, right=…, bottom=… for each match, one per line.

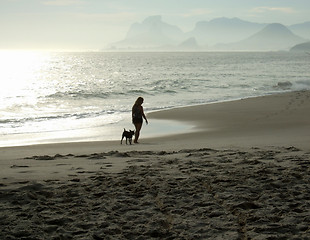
left=135, top=97, right=144, bottom=105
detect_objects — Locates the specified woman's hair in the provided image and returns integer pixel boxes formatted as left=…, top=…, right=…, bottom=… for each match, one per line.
left=134, top=97, right=144, bottom=105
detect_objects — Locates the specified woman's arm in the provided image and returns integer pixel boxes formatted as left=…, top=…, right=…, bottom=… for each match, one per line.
left=141, top=106, right=148, bottom=124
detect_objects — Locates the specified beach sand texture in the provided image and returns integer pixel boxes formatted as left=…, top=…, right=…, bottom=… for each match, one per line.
left=0, top=91, right=309, bottom=239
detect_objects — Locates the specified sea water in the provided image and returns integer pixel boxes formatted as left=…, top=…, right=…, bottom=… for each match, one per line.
left=0, top=51, right=309, bottom=147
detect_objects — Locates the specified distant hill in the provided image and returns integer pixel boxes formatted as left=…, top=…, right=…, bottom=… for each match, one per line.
left=107, top=16, right=309, bottom=51
left=109, top=16, right=185, bottom=49
left=187, top=17, right=266, bottom=45
left=216, top=23, right=306, bottom=51
left=290, top=41, right=310, bottom=52
left=289, top=22, right=310, bottom=40
left=177, top=37, right=200, bottom=51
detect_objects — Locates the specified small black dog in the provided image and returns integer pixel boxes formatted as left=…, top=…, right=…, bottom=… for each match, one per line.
left=121, top=129, right=135, bottom=145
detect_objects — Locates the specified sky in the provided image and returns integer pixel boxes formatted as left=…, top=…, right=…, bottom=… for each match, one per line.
left=0, top=0, right=309, bottom=50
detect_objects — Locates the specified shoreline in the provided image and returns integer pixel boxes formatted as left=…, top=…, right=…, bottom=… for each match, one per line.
left=0, top=118, right=194, bottom=148
left=1, top=90, right=309, bottom=152
left=149, top=90, right=310, bottom=149
left=0, top=90, right=299, bottom=148
left=1, top=89, right=309, bottom=179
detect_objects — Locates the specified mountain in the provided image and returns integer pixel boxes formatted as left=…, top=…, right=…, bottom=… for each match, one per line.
left=289, top=22, right=310, bottom=40
left=216, top=23, right=306, bottom=51
left=109, top=16, right=185, bottom=49
left=177, top=37, right=200, bottom=50
left=106, top=16, right=309, bottom=51
left=187, top=17, right=266, bottom=45
left=290, top=41, right=310, bottom=52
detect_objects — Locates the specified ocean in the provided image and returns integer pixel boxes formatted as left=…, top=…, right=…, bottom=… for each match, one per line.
left=1, top=51, right=309, bottom=147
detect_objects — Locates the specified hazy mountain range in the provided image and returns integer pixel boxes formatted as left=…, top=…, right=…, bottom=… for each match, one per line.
left=290, top=41, right=310, bottom=52
left=107, top=16, right=310, bottom=51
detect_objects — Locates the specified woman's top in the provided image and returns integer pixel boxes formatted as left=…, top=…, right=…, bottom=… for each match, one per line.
left=132, top=104, right=143, bottom=124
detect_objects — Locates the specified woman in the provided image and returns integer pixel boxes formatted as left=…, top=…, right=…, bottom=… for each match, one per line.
left=132, top=97, right=148, bottom=143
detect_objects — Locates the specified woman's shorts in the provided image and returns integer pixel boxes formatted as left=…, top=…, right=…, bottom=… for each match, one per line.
left=132, top=117, right=143, bottom=124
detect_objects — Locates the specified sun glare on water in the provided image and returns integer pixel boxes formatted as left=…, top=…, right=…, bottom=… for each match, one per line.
left=0, top=50, right=51, bottom=107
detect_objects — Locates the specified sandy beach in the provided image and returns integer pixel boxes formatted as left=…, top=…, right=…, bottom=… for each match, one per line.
left=1, top=90, right=309, bottom=239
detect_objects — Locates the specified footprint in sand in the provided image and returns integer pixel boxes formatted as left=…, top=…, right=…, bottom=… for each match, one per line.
left=10, top=165, right=29, bottom=168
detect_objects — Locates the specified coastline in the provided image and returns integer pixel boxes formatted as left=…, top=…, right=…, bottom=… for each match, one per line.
left=1, top=90, right=310, bottom=165
left=1, top=89, right=308, bottom=149
left=1, top=90, right=309, bottom=239
left=148, top=89, right=310, bottom=150
left=1, top=90, right=310, bottom=176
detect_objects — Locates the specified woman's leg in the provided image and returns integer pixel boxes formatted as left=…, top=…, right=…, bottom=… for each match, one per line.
left=134, top=123, right=142, bottom=143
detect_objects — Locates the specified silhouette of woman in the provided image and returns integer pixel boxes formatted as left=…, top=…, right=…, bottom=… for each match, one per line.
left=132, top=97, right=148, bottom=143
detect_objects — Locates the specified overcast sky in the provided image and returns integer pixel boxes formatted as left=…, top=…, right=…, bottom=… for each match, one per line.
left=1, top=0, right=309, bottom=50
